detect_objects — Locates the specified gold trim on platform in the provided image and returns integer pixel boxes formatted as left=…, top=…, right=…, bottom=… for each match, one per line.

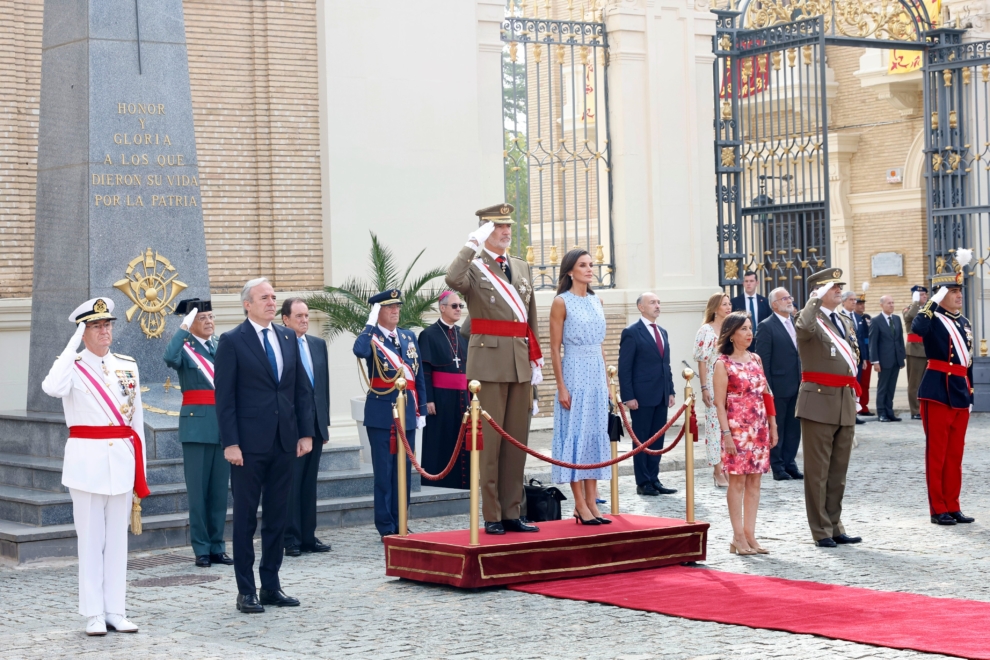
left=477, top=531, right=705, bottom=580
left=386, top=546, right=466, bottom=579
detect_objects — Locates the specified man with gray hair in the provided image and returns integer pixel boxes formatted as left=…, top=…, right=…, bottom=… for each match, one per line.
left=869, top=294, right=905, bottom=422
left=215, top=277, right=315, bottom=613
left=755, top=287, right=803, bottom=480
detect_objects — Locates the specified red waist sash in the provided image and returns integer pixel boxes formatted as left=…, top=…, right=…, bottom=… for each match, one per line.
left=802, top=371, right=863, bottom=397
left=470, top=318, right=543, bottom=364
left=927, top=359, right=969, bottom=379
left=68, top=425, right=150, bottom=498
left=371, top=377, right=397, bottom=391
left=182, top=390, right=215, bottom=406
left=432, top=372, right=467, bottom=390
left=907, top=333, right=923, bottom=343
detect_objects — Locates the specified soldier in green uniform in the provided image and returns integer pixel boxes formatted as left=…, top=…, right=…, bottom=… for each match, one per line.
left=164, top=298, right=232, bottom=568
left=903, top=285, right=928, bottom=420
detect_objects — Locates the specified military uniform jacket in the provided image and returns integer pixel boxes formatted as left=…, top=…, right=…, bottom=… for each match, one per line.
left=445, top=245, right=538, bottom=383
left=912, top=302, right=973, bottom=409
left=163, top=329, right=219, bottom=445
left=42, top=348, right=147, bottom=496
left=794, top=297, right=860, bottom=426
left=903, top=301, right=927, bottom=358
left=353, top=325, right=429, bottom=430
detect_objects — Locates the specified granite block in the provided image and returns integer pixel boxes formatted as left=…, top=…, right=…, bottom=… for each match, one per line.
left=36, top=41, right=89, bottom=171
left=0, top=499, right=23, bottom=525
left=146, top=462, right=183, bottom=485
left=31, top=469, right=66, bottom=493
left=39, top=502, right=74, bottom=526
left=0, top=465, right=31, bottom=489
left=89, top=0, right=187, bottom=46
left=316, top=474, right=374, bottom=500
left=42, top=0, right=89, bottom=49
left=153, top=430, right=183, bottom=460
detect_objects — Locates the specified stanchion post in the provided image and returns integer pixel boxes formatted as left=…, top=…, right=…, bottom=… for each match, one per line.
left=682, top=368, right=695, bottom=523
left=468, top=380, right=482, bottom=546
left=395, top=377, right=408, bottom=536
left=606, top=365, right=620, bottom=515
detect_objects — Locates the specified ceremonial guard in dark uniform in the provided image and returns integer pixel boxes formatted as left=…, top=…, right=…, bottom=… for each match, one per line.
left=911, top=269, right=976, bottom=526
left=164, top=298, right=233, bottom=568
left=353, top=290, right=428, bottom=538
left=794, top=268, right=863, bottom=548
left=418, top=291, right=470, bottom=489
left=903, top=285, right=928, bottom=421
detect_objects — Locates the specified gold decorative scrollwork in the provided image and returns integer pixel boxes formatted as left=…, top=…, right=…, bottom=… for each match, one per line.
left=113, top=248, right=188, bottom=339
left=724, top=259, right=740, bottom=280
left=721, top=147, right=737, bottom=167
left=744, top=0, right=922, bottom=42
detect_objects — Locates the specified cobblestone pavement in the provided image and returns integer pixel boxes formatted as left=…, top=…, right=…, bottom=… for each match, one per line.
left=2, top=415, right=988, bottom=659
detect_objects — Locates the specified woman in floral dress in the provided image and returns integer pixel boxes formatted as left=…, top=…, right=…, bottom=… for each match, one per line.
left=713, top=312, right=778, bottom=556
left=693, top=293, right=733, bottom=487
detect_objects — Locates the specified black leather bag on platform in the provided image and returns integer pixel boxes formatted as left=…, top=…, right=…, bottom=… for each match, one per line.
left=608, top=402, right=624, bottom=443
left=524, top=478, right=567, bottom=522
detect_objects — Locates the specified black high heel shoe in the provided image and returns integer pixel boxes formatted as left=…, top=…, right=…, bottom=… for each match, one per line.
left=573, top=513, right=601, bottom=525
left=595, top=516, right=612, bottom=524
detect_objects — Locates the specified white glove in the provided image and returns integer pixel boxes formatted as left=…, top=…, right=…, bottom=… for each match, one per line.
left=416, top=416, right=427, bottom=430
left=532, top=399, right=539, bottom=416
left=912, top=291, right=920, bottom=303
left=180, top=307, right=198, bottom=330
left=931, top=286, right=948, bottom=306
left=531, top=366, right=543, bottom=386
left=366, top=303, right=381, bottom=327
left=62, top=322, right=86, bottom=357
left=811, top=282, right=835, bottom=300
left=466, top=221, right=495, bottom=248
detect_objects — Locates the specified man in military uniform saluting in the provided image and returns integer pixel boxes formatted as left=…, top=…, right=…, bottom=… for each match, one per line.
left=353, top=290, right=428, bottom=539
left=446, top=203, right=543, bottom=535
left=903, top=285, right=928, bottom=421
left=912, top=268, right=976, bottom=526
left=164, top=298, right=233, bottom=568
left=794, top=269, right=863, bottom=548
left=42, top=298, right=145, bottom=636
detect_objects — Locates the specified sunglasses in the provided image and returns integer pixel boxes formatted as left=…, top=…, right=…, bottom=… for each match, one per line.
left=445, top=303, right=466, bottom=310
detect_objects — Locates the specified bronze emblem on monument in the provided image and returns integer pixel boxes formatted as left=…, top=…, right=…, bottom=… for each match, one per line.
left=113, top=248, right=188, bottom=339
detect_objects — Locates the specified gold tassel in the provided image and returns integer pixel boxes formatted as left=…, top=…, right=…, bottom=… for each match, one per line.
left=130, top=494, right=143, bottom=536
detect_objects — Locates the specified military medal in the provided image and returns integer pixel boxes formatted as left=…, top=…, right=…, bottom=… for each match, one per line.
left=831, top=346, right=836, bottom=357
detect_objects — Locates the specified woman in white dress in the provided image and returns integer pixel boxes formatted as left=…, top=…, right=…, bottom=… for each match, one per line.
left=693, top=292, right=732, bottom=487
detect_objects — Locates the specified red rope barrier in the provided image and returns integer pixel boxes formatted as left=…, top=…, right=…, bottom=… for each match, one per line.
left=393, top=417, right=468, bottom=481
left=480, top=403, right=688, bottom=470
left=616, top=399, right=696, bottom=456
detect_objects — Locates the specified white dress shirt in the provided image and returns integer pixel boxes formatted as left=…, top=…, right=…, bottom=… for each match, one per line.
left=42, top=348, right=147, bottom=496
left=776, top=312, right=797, bottom=347
left=640, top=316, right=665, bottom=353
left=248, top=318, right=283, bottom=379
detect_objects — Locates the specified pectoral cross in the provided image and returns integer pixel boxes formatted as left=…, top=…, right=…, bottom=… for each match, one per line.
left=453, top=355, right=461, bottom=369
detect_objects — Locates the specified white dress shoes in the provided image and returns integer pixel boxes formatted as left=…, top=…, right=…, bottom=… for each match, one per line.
left=86, top=614, right=107, bottom=636
left=105, top=613, right=138, bottom=633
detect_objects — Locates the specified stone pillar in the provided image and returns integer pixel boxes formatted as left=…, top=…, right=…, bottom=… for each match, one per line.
left=477, top=0, right=507, bottom=201
left=827, top=133, right=861, bottom=278
left=28, top=0, right=210, bottom=412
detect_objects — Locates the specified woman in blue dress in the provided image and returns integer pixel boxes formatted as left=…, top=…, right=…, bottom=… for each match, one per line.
left=550, top=249, right=612, bottom=525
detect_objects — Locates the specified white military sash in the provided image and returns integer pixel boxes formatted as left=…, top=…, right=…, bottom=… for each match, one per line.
left=182, top=341, right=215, bottom=388
left=934, top=312, right=971, bottom=367
left=370, top=334, right=420, bottom=417
left=471, top=258, right=545, bottom=367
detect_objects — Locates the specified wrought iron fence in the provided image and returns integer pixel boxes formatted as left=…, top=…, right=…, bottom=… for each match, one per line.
left=501, top=0, right=613, bottom=290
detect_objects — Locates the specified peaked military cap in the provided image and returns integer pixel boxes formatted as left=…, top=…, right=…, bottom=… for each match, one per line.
left=910, top=285, right=928, bottom=294
left=175, top=298, right=212, bottom=315
left=476, top=203, right=515, bottom=225
left=70, top=297, right=117, bottom=324
left=932, top=271, right=964, bottom=290
left=807, top=267, right=845, bottom=288
left=369, top=289, right=403, bottom=306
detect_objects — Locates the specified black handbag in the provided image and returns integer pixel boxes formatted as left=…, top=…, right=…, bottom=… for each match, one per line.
left=524, top=478, right=567, bottom=522
left=608, top=402, right=624, bottom=442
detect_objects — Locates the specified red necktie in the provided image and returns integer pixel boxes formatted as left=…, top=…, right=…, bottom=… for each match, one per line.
left=650, top=323, right=664, bottom=357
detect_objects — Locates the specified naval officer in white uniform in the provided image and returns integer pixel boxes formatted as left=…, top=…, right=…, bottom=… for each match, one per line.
left=42, top=297, right=147, bottom=636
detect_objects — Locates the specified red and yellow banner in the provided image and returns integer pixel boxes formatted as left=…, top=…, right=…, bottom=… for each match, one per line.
left=889, top=0, right=940, bottom=75
left=720, top=42, right=770, bottom=99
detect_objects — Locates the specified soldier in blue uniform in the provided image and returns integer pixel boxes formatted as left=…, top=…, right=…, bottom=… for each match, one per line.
left=911, top=270, right=976, bottom=526
left=164, top=298, right=233, bottom=567
left=352, top=290, right=428, bottom=539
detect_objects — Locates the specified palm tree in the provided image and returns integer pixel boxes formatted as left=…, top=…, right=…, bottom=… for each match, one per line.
left=306, top=232, right=447, bottom=342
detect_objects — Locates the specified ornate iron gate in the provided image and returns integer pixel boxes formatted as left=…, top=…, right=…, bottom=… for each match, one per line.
left=714, top=1, right=932, bottom=304
left=501, top=1, right=613, bottom=291
left=924, top=27, right=990, bottom=339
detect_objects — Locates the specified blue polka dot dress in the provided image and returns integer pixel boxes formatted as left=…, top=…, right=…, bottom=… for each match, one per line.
left=552, top=291, right=611, bottom=483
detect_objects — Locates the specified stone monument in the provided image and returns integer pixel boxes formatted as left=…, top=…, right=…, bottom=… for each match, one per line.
left=27, top=0, right=210, bottom=413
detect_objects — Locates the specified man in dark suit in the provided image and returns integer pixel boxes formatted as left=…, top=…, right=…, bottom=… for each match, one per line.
left=839, top=291, right=869, bottom=424
left=618, top=292, right=676, bottom=496
left=215, top=278, right=315, bottom=614
left=854, top=296, right=874, bottom=416
left=280, top=298, right=332, bottom=557
left=869, top=294, right=906, bottom=422
left=755, top=287, right=803, bottom=481
left=731, top=271, right=772, bottom=351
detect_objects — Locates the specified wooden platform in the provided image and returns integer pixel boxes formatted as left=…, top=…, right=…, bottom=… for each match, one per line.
left=384, top=514, right=709, bottom=589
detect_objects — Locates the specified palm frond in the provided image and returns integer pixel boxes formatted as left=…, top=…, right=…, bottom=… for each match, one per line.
left=404, top=267, right=448, bottom=298
left=398, top=249, right=427, bottom=289
left=368, top=233, right=399, bottom=290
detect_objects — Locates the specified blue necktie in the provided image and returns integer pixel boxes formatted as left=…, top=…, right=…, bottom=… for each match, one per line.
left=748, top=296, right=756, bottom=324
left=298, top=336, right=314, bottom=386
left=262, top=328, right=279, bottom=382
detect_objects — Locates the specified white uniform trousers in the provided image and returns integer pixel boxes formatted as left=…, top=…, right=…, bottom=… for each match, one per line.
left=69, top=488, right=130, bottom=617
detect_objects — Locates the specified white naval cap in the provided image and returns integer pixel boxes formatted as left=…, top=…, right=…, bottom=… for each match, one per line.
left=69, top=297, right=117, bottom=324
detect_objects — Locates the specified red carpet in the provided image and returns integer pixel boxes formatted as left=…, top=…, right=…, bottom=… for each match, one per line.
left=383, top=514, right=708, bottom=588
left=511, top=565, right=990, bottom=659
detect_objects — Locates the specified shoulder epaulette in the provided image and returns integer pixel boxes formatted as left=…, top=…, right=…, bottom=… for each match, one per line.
left=113, top=353, right=136, bottom=362
left=74, top=355, right=82, bottom=362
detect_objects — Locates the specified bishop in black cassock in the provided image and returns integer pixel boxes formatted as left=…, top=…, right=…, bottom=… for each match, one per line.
left=419, top=292, right=470, bottom=489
